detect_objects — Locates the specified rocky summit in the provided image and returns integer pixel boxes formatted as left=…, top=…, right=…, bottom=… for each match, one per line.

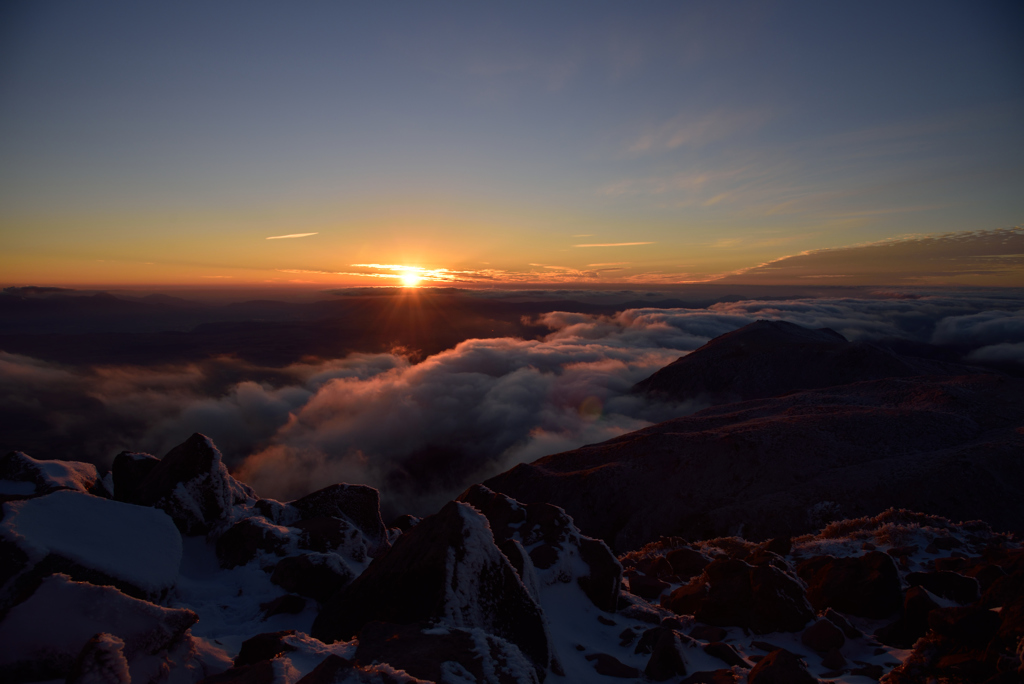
left=1, top=321, right=1022, bottom=683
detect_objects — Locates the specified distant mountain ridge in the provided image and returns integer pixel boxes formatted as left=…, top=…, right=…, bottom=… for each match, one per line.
left=633, top=319, right=983, bottom=405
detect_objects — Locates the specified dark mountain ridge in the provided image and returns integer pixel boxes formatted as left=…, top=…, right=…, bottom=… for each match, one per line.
left=633, top=319, right=984, bottom=405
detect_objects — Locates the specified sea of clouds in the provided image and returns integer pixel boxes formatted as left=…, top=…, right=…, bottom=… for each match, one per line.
left=2, top=291, right=1022, bottom=517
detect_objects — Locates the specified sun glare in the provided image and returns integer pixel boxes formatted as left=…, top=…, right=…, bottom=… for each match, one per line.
left=400, top=272, right=421, bottom=288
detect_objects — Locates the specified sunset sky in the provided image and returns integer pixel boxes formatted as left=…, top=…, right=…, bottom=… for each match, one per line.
left=2, top=1, right=1022, bottom=287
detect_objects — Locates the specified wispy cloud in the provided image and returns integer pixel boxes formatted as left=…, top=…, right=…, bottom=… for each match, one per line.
left=628, top=108, right=772, bottom=154
left=575, top=242, right=654, bottom=247
left=266, top=232, right=319, bottom=240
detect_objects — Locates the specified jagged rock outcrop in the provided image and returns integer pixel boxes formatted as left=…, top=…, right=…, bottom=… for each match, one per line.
left=457, top=484, right=622, bottom=612
left=130, top=433, right=254, bottom=535
left=311, top=501, right=550, bottom=675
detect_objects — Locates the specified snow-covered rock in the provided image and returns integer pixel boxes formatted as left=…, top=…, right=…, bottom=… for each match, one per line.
left=0, top=574, right=199, bottom=682
left=457, top=484, right=622, bottom=613
left=311, top=501, right=551, bottom=676
left=0, top=450, right=108, bottom=498
left=289, top=484, right=390, bottom=558
left=131, top=433, right=254, bottom=535
left=1, top=489, right=182, bottom=600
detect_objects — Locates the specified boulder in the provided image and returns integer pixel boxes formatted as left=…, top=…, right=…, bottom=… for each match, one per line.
left=0, top=451, right=107, bottom=499
left=663, top=558, right=812, bottom=633
left=666, top=547, right=711, bottom=581
left=66, top=633, right=130, bottom=684
left=215, top=518, right=291, bottom=569
left=290, top=484, right=389, bottom=557
left=585, top=653, right=639, bottom=678
left=110, top=452, right=159, bottom=503
left=797, top=551, right=902, bottom=619
left=232, top=630, right=297, bottom=667
left=296, top=654, right=430, bottom=684
left=875, top=585, right=940, bottom=649
left=0, top=490, right=181, bottom=603
left=800, top=618, right=845, bottom=652
left=627, top=572, right=670, bottom=600
left=681, top=671, right=737, bottom=684
left=0, top=574, right=197, bottom=683
left=270, top=553, right=354, bottom=603
left=746, top=649, right=816, bottom=684
left=703, top=641, right=749, bottom=668
left=906, top=570, right=980, bottom=605
left=353, top=621, right=539, bottom=684
left=312, top=501, right=550, bottom=674
left=644, top=630, right=690, bottom=680
left=131, top=434, right=253, bottom=535
left=259, top=594, right=306, bottom=619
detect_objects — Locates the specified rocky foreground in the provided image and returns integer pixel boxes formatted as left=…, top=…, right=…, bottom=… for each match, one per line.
left=1, top=434, right=1022, bottom=684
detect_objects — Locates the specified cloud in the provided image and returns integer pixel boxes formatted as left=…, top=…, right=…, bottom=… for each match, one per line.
left=3, top=292, right=1023, bottom=518
left=628, top=108, right=772, bottom=154
left=722, top=228, right=1024, bottom=286
left=266, top=233, right=319, bottom=240
left=574, top=242, right=654, bottom=247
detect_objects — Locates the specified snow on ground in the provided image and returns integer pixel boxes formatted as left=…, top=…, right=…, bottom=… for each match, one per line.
left=1, top=490, right=182, bottom=595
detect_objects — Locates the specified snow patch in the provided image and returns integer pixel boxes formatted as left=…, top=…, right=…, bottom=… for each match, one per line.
left=1, top=490, right=182, bottom=594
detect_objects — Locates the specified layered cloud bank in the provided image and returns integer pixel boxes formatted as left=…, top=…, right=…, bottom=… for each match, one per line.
left=2, top=291, right=1022, bottom=517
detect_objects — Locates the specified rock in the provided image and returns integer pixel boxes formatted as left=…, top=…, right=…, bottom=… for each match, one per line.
left=822, top=607, right=862, bottom=639
left=66, top=633, right=130, bottom=684
left=457, top=484, right=622, bottom=613
left=0, top=451, right=108, bottom=499
left=233, top=631, right=297, bottom=667
left=131, top=434, right=253, bottom=535
left=312, top=501, right=550, bottom=674
left=663, top=558, right=812, bottom=633
left=800, top=618, right=845, bottom=652
left=390, top=514, right=420, bottom=532
left=906, top=570, right=980, bottom=605
left=270, top=553, right=354, bottom=603
left=667, top=547, right=712, bottom=581
left=585, top=653, right=639, bottom=678
left=681, top=671, right=737, bottom=684
left=215, top=518, right=290, bottom=569
left=688, top=625, right=727, bottom=642
left=764, top=536, right=792, bottom=556
left=850, top=663, right=883, bottom=680
left=458, top=483, right=618, bottom=610
left=0, top=574, right=197, bottom=682
left=110, top=452, right=159, bottom=503
left=820, top=648, right=846, bottom=670
left=627, top=573, right=670, bottom=600
left=259, top=594, right=306, bottom=619
left=643, top=628, right=689, bottom=681
left=200, top=661, right=277, bottom=684
left=927, top=605, right=1002, bottom=649
left=703, top=641, right=749, bottom=668
left=0, top=490, right=182, bottom=602
left=295, top=654, right=430, bottom=684
left=294, top=517, right=366, bottom=561
left=290, top=484, right=389, bottom=557
left=797, top=551, right=902, bottom=618
left=354, top=621, right=539, bottom=684
left=875, top=585, right=940, bottom=649
left=746, top=649, right=817, bottom=684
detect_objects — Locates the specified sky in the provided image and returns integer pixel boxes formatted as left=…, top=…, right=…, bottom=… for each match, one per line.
left=1, top=1, right=1022, bottom=288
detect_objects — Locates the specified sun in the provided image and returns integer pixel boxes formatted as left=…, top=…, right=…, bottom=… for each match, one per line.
left=400, top=271, right=421, bottom=288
